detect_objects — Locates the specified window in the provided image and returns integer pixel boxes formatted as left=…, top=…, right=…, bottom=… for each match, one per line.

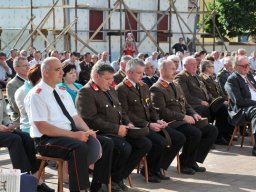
left=89, top=10, right=103, bottom=40
left=125, top=12, right=138, bottom=42
left=157, top=14, right=169, bottom=42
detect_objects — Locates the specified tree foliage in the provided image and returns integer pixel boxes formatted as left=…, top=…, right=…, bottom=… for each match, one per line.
left=201, top=0, right=256, bottom=38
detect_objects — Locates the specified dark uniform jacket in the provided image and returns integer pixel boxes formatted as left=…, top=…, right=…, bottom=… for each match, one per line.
left=200, top=73, right=227, bottom=100
left=115, top=78, right=158, bottom=128
left=225, top=71, right=256, bottom=127
left=217, top=69, right=230, bottom=97
left=141, top=75, right=158, bottom=87
left=150, top=79, right=196, bottom=129
left=175, top=70, right=211, bottom=107
left=78, top=61, right=93, bottom=85
left=113, top=70, right=126, bottom=85
left=76, top=80, right=130, bottom=135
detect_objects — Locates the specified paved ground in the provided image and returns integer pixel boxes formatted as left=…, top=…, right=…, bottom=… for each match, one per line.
left=0, top=137, right=255, bottom=192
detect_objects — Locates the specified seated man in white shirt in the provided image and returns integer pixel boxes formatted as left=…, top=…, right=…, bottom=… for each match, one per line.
left=25, top=57, right=108, bottom=192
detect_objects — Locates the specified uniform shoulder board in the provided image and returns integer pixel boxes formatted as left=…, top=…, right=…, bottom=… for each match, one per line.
left=91, top=83, right=99, bottom=91
left=124, top=79, right=133, bottom=87
left=59, top=86, right=66, bottom=91
left=160, top=80, right=168, bottom=88
left=35, top=88, right=42, bottom=94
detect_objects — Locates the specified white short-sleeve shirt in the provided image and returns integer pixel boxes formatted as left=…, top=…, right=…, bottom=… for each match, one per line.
left=24, top=80, right=77, bottom=137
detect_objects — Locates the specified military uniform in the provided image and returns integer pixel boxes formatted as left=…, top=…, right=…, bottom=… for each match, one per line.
left=113, top=70, right=126, bottom=85
left=115, top=78, right=175, bottom=176
left=175, top=70, right=212, bottom=120
left=150, top=79, right=217, bottom=168
left=76, top=80, right=151, bottom=184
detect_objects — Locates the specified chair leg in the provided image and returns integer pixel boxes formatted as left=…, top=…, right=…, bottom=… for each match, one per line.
left=37, top=160, right=46, bottom=180
left=249, top=125, right=255, bottom=146
left=57, top=161, right=63, bottom=192
left=176, top=154, right=180, bottom=174
left=127, top=175, right=133, bottom=187
left=142, top=156, right=148, bottom=183
left=227, top=126, right=238, bottom=151
left=108, top=176, right=111, bottom=192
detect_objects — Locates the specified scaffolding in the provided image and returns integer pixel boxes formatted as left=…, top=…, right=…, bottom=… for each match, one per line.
left=0, top=0, right=230, bottom=56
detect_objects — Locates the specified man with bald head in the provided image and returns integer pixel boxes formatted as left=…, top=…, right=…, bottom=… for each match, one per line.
left=225, top=56, right=256, bottom=156
left=150, top=59, right=217, bottom=174
left=25, top=57, right=104, bottom=192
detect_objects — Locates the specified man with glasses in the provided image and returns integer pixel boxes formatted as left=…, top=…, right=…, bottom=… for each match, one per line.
left=0, top=52, right=12, bottom=87
left=7, top=57, right=29, bottom=123
left=225, top=56, right=256, bottom=156
left=199, top=60, right=233, bottom=144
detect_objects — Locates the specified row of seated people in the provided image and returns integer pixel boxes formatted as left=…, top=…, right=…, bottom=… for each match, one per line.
left=2, top=56, right=218, bottom=192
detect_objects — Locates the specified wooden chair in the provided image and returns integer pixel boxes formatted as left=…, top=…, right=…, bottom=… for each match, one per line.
left=37, top=155, right=64, bottom=192
left=227, top=122, right=255, bottom=151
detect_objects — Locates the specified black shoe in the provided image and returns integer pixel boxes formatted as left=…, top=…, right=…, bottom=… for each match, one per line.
left=118, top=180, right=128, bottom=191
left=252, top=147, right=256, bottom=156
left=155, top=171, right=170, bottom=180
left=90, top=183, right=102, bottom=192
left=37, top=183, right=55, bottom=192
left=140, top=168, right=161, bottom=183
left=191, top=163, right=206, bottom=172
left=180, top=167, right=196, bottom=175
left=215, top=137, right=228, bottom=145
left=111, top=182, right=123, bottom=192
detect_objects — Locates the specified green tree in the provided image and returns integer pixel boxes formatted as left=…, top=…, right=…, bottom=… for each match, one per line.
left=201, top=0, right=256, bottom=38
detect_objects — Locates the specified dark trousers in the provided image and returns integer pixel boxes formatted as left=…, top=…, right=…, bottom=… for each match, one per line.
left=92, top=135, right=114, bottom=185
left=0, top=130, right=39, bottom=173
left=35, top=136, right=89, bottom=191
left=146, top=130, right=172, bottom=173
left=195, top=124, right=218, bottom=163
left=175, top=124, right=201, bottom=167
left=107, top=135, right=151, bottom=183
left=159, top=126, right=186, bottom=170
left=194, top=104, right=230, bottom=139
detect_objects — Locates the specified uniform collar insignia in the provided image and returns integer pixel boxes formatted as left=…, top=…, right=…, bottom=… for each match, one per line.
left=138, top=81, right=144, bottom=86
left=160, top=80, right=168, bottom=88
left=91, top=82, right=99, bottom=91
left=111, top=81, right=116, bottom=88
left=36, top=88, right=42, bottom=94
left=124, top=79, right=133, bottom=87
left=59, top=86, right=66, bottom=90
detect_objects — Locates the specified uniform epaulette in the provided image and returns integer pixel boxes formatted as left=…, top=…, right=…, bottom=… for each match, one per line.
left=35, top=88, right=42, bottom=94
left=91, top=83, right=99, bottom=91
left=160, top=80, right=168, bottom=88
left=59, top=86, right=66, bottom=91
left=124, top=79, right=133, bottom=87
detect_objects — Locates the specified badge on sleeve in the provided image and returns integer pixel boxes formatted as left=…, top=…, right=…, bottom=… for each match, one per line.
left=35, top=88, right=42, bottom=94
left=91, top=83, right=99, bottom=91
left=160, top=80, right=168, bottom=88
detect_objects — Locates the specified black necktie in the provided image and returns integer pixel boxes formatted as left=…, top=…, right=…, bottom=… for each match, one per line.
left=136, top=83, right=140, bottom=91
left=53, top=90, right=78, bottom=132
left=104, top=91, right=113, bottom=106
left=169, top=82, right=177, bottom=97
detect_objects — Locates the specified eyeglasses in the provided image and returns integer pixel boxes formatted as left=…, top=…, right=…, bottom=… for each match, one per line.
left=208, top=65, right=214, bottom=68
left=237, top=64, right=249, bottom=69
left=17, top=65, right=30, bottom=68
